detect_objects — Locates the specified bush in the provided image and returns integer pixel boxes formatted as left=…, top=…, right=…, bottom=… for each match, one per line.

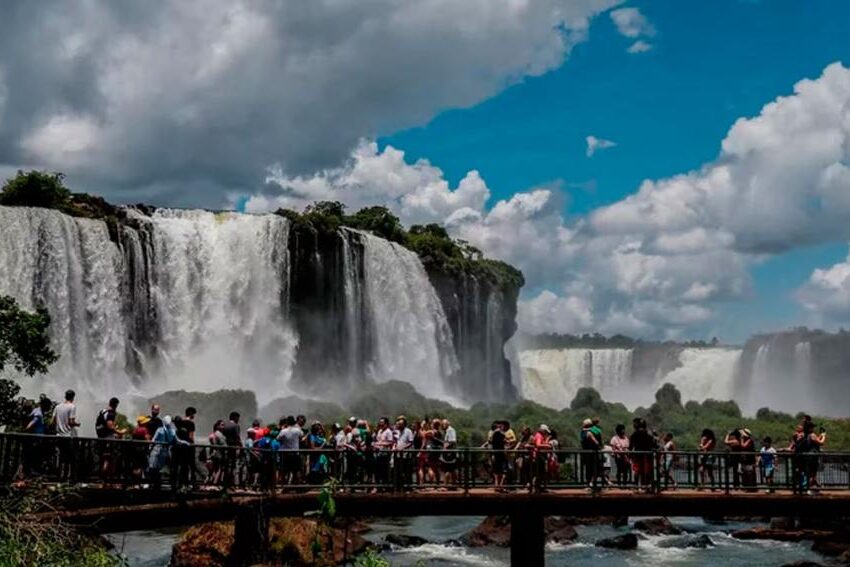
left=0, top=170, right=71, bottom=210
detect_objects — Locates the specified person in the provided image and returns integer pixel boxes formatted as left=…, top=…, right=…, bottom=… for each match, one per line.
left=95, top=397, right=125, bottom=481
left=487, top=421, right=507, bottom=491
left=130, top=416, right=151, bottom=483
left=24, top=395, right=51, bottom=435
left=793, top=420, right=826, bottom=494
left=255, top=427, right=280, bottom=489
left=759, top=436, right=776, bottom=493
left=739, top=429, right=757, bottom=491
left=724, top=429, right=743, bottom=488
left=610, top=424, right=631, bottom=486
left=501, top=421, right=517, bottom=486
left=207, top=419, right=227, bottom=486
left=580, top=418, right=601, bottom=491
left=660, top=433, right=677, bottom=489
left=548, top=430, right=562, bottom=482
left=425, top=419, right=443, bottom=486
left=698, top=428, right=717, bottom=491
left=629, top=418, right=655, bottom=493
left=531, top=424, right=552, bottom=493
left=516, top=427, right=533, bottom=489
left=54, top=389, right=80, bottom=437
left=441, top=419, right=458, bottom=488
left=145, top=404, right=162, bottom=438
left=173, top=407, right=198, bottom=488
left=412, top=421, right=427, bottom=485
left=148, top=415, right=185, bottom=491
left=22, top=395, right=53, bottom=477
left=277, top=416, right=302, bottom=486
left=306, top=422, right=329, bottom=485
left=394, top=416, right=414, bottom=490
left=374, top=417, right=394, bottom=489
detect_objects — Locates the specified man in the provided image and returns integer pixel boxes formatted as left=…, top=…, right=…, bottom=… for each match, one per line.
left=581, top=418, right=601, bottom=491
left=532, top=425, right=552, bottom=493
left=277, top=416, right=302, bottom=485
left=441, top=419, right=458, bottom=488
left=629, top=418, right=655, bottom=493
left=501, top=420, right=517, bottom=486
left=219, top=412, right=241, bottom=486
left=95, top=397, right=125, bottom=480
left=54, top=389, right=80, bottom=481
left=374, top=417, right=394, bottom=489
left=174, top=407, right=198, bottom=488
left=145, top=404, right=162, bottom=439
left=394, top=416, right=414, bottom=490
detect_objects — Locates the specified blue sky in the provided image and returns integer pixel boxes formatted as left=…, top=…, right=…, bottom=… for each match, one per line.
left=379, top=0, right=850, bottom=341
left=4, top=0, right=850, bottom=343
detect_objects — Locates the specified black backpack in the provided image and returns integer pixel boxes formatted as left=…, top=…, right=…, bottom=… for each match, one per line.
left=95, top=409, right=111, bottom=438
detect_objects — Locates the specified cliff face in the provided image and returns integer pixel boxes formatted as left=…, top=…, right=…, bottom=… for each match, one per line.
left=427, top=270, right=519, bottom=403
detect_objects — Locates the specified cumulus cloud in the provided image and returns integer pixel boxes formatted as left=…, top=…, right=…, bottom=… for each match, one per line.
left=586, top=135, right=617, bottom=157
left=798, top=248, right=850, bottom=323
left=243, top=62, right=850, bottom=338
left=610, top=7, right=654, bottom=53
left=627, top=40, right=653, bottom=54
left=0, top=0, right=623, bottom=206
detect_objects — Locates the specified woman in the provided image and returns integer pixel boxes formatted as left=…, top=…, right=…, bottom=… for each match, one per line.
left=610, top=424, right=631, bottom=486
left=306, top=422, right=329, bottom=485
left=661, top=433, right=677, bottom=489
left=413, top=421, right=427, bottom=486
left=698, top=428, right=716, bottom=491
left=427, top=419, right=443, bottom=486
left=207, top=419, right=227, bottom=486
left=131, top=416, right=151, bottom=482
left=148, top=416, right=181, bottom=491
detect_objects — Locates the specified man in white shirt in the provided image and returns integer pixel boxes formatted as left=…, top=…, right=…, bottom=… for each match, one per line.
left=393, top=416, right=414, bottom=490
left=53, top=389, right=79, bottom=481
left=375, top=417, right=395, bottom=489
left=277, top=416, right=303, bottom=485
left=441, top=419, right=458, bottom=487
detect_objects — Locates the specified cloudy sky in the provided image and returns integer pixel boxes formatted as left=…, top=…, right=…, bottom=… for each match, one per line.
left=2, top=0, right=850, bottom=342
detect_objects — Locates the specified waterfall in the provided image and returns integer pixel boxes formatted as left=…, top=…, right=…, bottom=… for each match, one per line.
left=140, top=209, right=297, bottom=395
left=359, top=231, right=459, bottom=400
left=518, top=348, right=633, bottom=409
left=0, top=206, right=128, bottom=398
left=661, top=348, right=742, bottom=403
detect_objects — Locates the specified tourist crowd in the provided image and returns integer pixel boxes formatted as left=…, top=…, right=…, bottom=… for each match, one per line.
left=12, top=390, right=829, bottom=495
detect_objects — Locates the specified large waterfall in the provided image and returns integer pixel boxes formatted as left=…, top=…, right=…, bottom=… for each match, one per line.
left=0, top=205, right=470, bottom=411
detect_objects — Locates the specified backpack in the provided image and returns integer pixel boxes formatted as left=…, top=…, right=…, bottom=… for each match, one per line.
left=95, top=409, right=111, bottom=438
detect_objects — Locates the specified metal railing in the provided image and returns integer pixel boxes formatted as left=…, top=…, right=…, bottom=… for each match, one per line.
left=1, top=432, right=847, bottom=494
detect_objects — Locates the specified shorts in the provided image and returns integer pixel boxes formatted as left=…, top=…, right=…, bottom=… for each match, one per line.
left=763, top=465, right=775, bottom=478
left=493, top=454, right=508, bottom=474
left=282, top=452, right=301, bottom=474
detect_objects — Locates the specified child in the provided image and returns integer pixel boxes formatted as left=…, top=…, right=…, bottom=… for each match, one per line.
left=602, top=444, right=615, bottom=487
left=661, top=433, right=677, bottom=489
left=759, top=436, right=777, bottom=493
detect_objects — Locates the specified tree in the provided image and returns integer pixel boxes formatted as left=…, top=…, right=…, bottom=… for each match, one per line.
left=0, top=296, right=58, bottom=426
left=0, top=170, right=71, bottom=210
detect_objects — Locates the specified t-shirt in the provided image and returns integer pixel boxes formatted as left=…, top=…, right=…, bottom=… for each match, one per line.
left=278, top=426, right=302, bottom=450
left=334, top=430, right=346, bottom=448
left=760, top=446, right=776, bottom=467
left=96, top=408, right=117, bottom=438
left=376, top=428, right=394, bottom=450
left=146, top=416, right=163, bottom=439
left=396, top=427, right=414, bottom=450
left=590, top=425, right=602, bottom=444
left=176, top=417, right=195, bottom=443
left=581, top=429, right=598, bottom=450
left=54, top=402, right=77, bottom=437
left=221, top=420, right=241, bottom=447
left=630, top=429, right=655, bottom=452
left=503, top=428, right=516, bottom=448
left=610, top=435, right=629, bottom=452
left=28, top=408, right=45, bottom=435
left=444, top=426, right=457, bottom=445
left=491, top=429, right=506, bottom=451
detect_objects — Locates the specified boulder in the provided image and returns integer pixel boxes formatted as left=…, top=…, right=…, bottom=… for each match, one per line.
left=384, top=534, right=430, bottom=548
left=811, top=540, right=850, bottom=557
left=771, top=517, right=797, bottom=530
left=462, top=516, right=578, bottom=547
left=633, top=518, right=682, bottom=536
left=595, top=533, right=638, bottom=550
left=780, top=562, right=826, bottom=567
left=657, top=534, right=714, bottom=549
left=612, top=516, right=629, bottom=528
left=171, top=518, right=368, bottom=567
left=732, top=528, right=834, bottom=542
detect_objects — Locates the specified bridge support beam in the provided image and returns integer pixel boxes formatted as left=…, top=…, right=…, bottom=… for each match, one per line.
left=510, top=513, right=544, bottom=566
left=227, top=503, right=269, bottom=567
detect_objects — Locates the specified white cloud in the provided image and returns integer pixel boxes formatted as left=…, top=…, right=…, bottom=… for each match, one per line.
left=241, top=62, right=850, bottom=338
left=627, top=40, right=653, bottom=54
left=586, top=135, right=617, bottom=157
left=798, top=248, right=850, bottom=323
left=0, top=0, right=624, bottom=206
left=610, top=7, right=655, bottom=38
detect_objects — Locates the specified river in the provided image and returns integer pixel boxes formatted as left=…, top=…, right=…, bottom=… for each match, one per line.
left=107, top=516, right=823, bottom=566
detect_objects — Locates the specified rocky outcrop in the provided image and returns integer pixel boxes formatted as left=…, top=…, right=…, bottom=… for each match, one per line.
left=595, top=533, right=638, bottom=550
left=171, top=519, right=368, bottom=567
left=383, top=534, right=430, bottom=548
left=633, top=518, right=682, bottom=535
left=732, top=528, right=836, bottom=542
left=463, top=516, right=578, bottom=547
left=657, top=534, right=714, bottom=549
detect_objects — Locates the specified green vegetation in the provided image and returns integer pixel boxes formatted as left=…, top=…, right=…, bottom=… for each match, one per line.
left=520, top=331, right=722, bottom=349
left=0, top=170, right=120, bottom=222
left=277, top=201, right=524, bottom=291
left=0, top=486, right=123, bottom=566
left=256, top=380, right=850, bottom=450
left=0, top=295, right=59, bottom=427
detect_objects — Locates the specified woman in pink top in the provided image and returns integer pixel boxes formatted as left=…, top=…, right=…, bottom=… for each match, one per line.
left=610, top=424, right=631, bottom=487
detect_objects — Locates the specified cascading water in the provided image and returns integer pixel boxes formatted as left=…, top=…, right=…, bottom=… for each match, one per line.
left=662, top=348, right=742, bottom=403
left=519, top=348, right=634, bottom=409
left=0, top=206, right=129, bottom=398
left=359, top=231, right=459, bottom=400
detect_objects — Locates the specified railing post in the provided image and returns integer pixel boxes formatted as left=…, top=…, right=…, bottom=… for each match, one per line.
left=463, top=448, right=470, bottom=494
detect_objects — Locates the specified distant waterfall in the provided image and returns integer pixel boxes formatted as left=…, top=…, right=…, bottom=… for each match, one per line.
left=519, top=348, right=633, bottom=409
left=0, top=206, right=128, bottom=397
left=359, top=231, right=459, bottom=400
left=662, top=348, right=742, bottom=403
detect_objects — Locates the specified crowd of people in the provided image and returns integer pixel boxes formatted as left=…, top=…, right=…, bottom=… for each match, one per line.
left=10, top=390, right=830, bottom=495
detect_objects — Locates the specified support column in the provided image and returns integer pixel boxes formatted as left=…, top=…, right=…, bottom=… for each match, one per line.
left=227, top=504, right=269, bottom=567
left=510, top=513, right=545, bottom=566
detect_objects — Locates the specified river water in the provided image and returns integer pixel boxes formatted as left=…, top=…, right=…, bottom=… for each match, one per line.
left=107, top=516, right=822, bottom=566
